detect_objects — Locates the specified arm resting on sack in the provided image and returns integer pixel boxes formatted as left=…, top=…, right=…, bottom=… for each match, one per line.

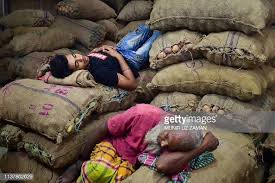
left=156, top=132, right=219, bottom=175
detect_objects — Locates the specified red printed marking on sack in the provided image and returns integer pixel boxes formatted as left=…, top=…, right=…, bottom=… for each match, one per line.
left=44, top=85, right=73, bottom=96
left=88, top=53, right=107, bottom=60
left=39, top=104, right=54, bottom=116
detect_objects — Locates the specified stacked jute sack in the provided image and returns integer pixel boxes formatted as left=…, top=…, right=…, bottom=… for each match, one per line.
left=0, top=1, right=153, bottom=181
left=123, top=0, right=275, bottom=182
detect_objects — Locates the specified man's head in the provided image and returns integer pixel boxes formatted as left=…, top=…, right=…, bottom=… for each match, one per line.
left=49, top=53, right=89, bottom=78
left=144, top=122, right=203, bottom=154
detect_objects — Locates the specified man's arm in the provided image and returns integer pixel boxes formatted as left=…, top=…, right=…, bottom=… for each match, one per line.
left=102, top=46, right=138, bottom=91
left=156, top=132, right=219, bottom=175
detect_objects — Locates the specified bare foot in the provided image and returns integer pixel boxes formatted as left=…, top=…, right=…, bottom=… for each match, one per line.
left=57, top=160, right=83, bottom=183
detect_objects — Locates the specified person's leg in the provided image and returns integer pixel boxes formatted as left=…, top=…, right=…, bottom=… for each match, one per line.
left=135, top=30, right=161, bottom=59
left=116, top=24, right=152, bottom=51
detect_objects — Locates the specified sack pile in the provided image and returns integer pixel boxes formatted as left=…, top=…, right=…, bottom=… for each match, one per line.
left=1, top=0, right=275, bottom=182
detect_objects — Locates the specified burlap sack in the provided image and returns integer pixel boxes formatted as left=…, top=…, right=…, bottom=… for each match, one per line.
left=96, top=19, right=118, bottom=41
left=123, top=130, right=263, bottom=183
left=0, top=9, right=55, bottom=28
left=51, top=16, right=106, bottom=49
left=149, top=0, right=272, bottom=34
left=22, top=112, right=117, bottom=169
left=0, top=57, right=16, bottom=85
left=116, top=20, right=146, bottom=41
left=12, top=26, right=49, bottom=36
left=151, top=92, right=200, bottom=112
left=266, top=86, right=275, bottom=110
left=94, top=85, right=137, bottom=114
left=271, top=0, right=275, bottom=24
left=147, top=60, right=269, bottom=101
left=197, top=94, right=270, bottom=132
left=101, top=0, right=130, bottom=12
left=117, top=1, right=153, bottom=21
left=56, top=0, right=117, bottom=21
left=0, top=28, right=75, bottom=58
left=195, top=28, right=275, bottom=69
left=8, top=49, right=82, bottom=79
left=47, top=70, right=97, bottom=88
left=0, top=29, right=13, bottom=47
left=0, top=123, right=25, bottom=150
left=263, top=133, right=275, bottom=156
left=149, top=29, right=203, bottom=70
left=268, top=162, right=275, bottom=183
left=0, top=79, right=99, bottom=143
left=0, top=152, right=60, bottom=183
left=135, top=69, right=157, bottom=103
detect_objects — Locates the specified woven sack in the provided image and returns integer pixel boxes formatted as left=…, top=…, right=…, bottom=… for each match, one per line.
left=0, top=79, right=99, bottom=143
left=0, top=9, right=55, bottom=28
left=118, top=1, right=153, bottom=21
left=147, top=60, right=269, bottom=101
left=56, top=0, right=116, bottom=21
left=51, top=16, right=106, bottom=49
left=150, top=29, right=203, bottom=69
left=149, top=0, right=272, bottom=34
left=195, top=28, right=275, bottom=69
left=22, top=113, right=117, bottom=168
left=150, top=92, right=200, bottom=112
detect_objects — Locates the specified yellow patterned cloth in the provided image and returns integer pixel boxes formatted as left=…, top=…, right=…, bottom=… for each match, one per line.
left=77, top=141, right=135, bottom=183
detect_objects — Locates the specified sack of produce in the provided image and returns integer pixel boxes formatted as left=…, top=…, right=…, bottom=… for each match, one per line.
left=123, top=130, right=263, bottom=183
left=151, top=92, right=200, bottom=112
left=195, top=28, right=275, bottom=69
left=149, top=29, right=203, bottom=70
left=94, top=85, right=137, bottom=114
left=0, top=79, right=99, bottom=143
left=116, top=20, right=146, bottom=41
left=0, top=123, right=25, bottom=150
left=51, top=16, right=105, bottom=49
left=197, top=94, right=271, bottom=132
left=0, top=28, right=75, bottom=58
left=56, top=0, right=116, bottom=21
left=268, top=162, right=275, bottom=183
left=263, top=133, right=275, bottom=156
left=12, top=26, right=49, bottom=36
left=0, top=29, right=13, bottom=47
left=147, top=60, right=268, bottom=101
left=0, top=57, right=16, bottom=84
left=96, top=19, right=118, bottom=41
left=149, top=0, right=272, bottom=34
left=118, top=1, right=153, bottom=21
left=135, top=69, right=157, bottom=103
left=0, top=9, right=55, bottom=28
left=101, top=0, right=129, bottom=13
left=22, top=112, right=117, bottom=168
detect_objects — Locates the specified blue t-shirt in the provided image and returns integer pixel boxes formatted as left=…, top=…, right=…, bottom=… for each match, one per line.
left=88, top=52, right=139, bottom=87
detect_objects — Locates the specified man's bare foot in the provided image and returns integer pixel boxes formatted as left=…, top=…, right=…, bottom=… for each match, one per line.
left=57, top=160, right=83, bottom=183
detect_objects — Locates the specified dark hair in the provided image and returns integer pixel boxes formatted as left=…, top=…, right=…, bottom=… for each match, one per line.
left=49, top=55, right=73, bottom=78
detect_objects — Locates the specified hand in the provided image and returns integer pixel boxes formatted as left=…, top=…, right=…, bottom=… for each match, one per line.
left=201, top=132, right=219, bottom=152
left=101, top=45, right=122, bottom=59
left=37, top=71, right=52, bottom=82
